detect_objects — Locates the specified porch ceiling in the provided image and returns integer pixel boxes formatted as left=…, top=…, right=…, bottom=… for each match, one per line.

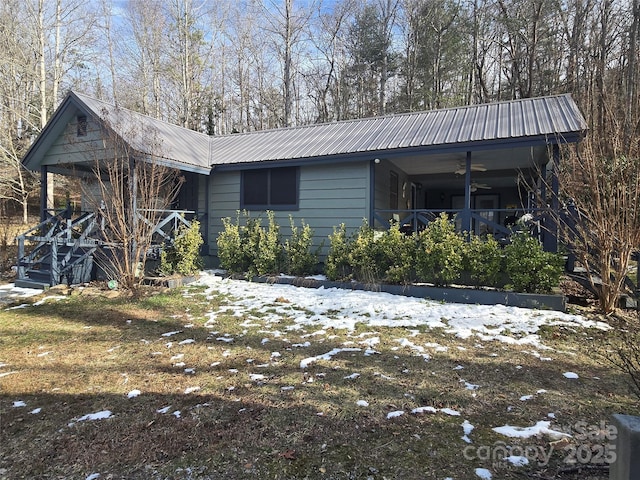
left=387, top=144, right=547, bottom=176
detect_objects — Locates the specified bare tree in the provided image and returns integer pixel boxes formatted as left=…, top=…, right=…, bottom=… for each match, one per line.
left=558, top=131, right=640, bottom=314
left=305, top=0, right=354, bottom=122
left=0, top=1, right=45, bottom=222
left=257, top=0, right=313, bottom=127
left=120, top=0, right=169, bottom=117
left=80, top=115, right=183, bottom=290
left=624, top=0, right=640, bottom=151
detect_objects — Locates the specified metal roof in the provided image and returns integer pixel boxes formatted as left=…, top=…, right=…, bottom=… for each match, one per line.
left=71, top=92, right=211, bottom=173
left=209, top=94, right=586, bottom=168
left=23, top=92, right=587, bottom=174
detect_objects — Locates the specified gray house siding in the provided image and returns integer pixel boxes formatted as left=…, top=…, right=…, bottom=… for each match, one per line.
left=41, top=114, right=114, bottom=166
left=208, top=169, right=240, bottom=254
left=207, top=161, right=370, bottom=261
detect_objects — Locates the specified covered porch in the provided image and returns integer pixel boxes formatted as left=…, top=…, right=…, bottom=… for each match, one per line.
left=371, top=138, right=562, bottom=251
left=17, top=90, right=212, bottom=288
left=16, top=148, right=202, bottom=289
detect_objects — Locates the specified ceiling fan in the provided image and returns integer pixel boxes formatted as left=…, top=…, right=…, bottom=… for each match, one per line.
left=471, top=182, right=491, bottom=192
left=454, top=163, right=487, bottom=175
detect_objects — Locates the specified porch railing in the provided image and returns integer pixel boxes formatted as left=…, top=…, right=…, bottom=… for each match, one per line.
left=136, top=209, right=196, bottom=245
left=16, top=207, right=100, bottom=286
left=16, top=208, right=198, bottom=287
left=373, top=207, right=551, bottom=242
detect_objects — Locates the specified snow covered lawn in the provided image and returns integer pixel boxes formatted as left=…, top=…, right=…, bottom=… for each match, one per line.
left=0, top=271, right=633, bottom=480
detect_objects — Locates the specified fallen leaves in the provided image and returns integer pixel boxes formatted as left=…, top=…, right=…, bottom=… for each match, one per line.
left=278, top=449, right=296, bottom=460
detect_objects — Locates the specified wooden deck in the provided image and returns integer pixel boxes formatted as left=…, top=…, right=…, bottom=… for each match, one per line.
left=15, top=207, right=195, bottom=289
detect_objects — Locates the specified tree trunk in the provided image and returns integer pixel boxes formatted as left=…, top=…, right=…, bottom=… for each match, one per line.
left=625, top=0, right=639, bottom=152
left=283, top=0, right=293, bottom=126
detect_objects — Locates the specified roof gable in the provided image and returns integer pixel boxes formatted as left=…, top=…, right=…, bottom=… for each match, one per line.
left=23, top=91, right=211, bottom=174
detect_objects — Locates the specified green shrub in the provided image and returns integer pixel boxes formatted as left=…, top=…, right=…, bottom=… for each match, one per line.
left=217, top=212, right=251, bottom=274
left=325, top=224, right=353, bottom=281
left=504, top=232, right=565, bottom=293
left=253, top=211, right=283, bottom=276
left=463, top=233, right=502, bottom=287
left=415, top=213, right=465, bottom=286
left=347, top=222, right=384, bottom=283
left=242, top=215, right=264, bottom=276
left=377, top=225, right=416, bottom=284
left=285, top=216, right=319, bottom=276
left=159, top=220, right=204, bottom=276
left=326, top=223, right=416, bottom=284
left=218, top=211, right=319, bottom=277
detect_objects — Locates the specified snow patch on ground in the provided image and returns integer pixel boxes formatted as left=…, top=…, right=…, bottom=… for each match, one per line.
left=475, top=468, right=492, bottom=479
left=194, top=271, right=607, bottom=349
left=300, top=347, right=362, bottom=368
left=493, top=420, right=571, bottom=439
left=69, top=410, right=113, bottom=426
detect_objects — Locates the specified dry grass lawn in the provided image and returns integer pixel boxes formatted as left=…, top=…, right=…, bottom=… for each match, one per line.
left=0, top=281, right=638, bottom=480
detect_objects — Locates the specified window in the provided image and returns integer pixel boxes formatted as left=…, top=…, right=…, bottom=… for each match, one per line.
left=241, top=166, right=298, bottom=210
left=77, top=115, right=87, bottom=137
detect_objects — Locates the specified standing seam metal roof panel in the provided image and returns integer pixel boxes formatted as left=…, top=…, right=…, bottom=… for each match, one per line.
left=378, top=116, right=407, bottom=149
left=522, top=100, right=534, bottom=136
left=481, top=105, right=498, bottom=140
left=318, top=123, right=355, bottom=155
left=457, top=107, right=475, bottom=143
left=297, top=124, right=338, bottom=157
left=378, top=116, right=409, bottom=150
left=444, top=109, right=463, bottom=144
left=362, top=118, right=395, bottom=151
left=512, top=101, right=524, bottom=138
left=341, top=119, right=382, bottom=152
left=456, top=107, right=472, bottom=143
left=403, top=115, right=425, bottom=147
left=419, top=111, right=446, bottom=147
left=551, top=96, right=574, bottom=134
left=72, top=92, right=211, bottom=171
left=470, top=104, right=488, bottom=141
left=55, top=92, right=587, bottom=169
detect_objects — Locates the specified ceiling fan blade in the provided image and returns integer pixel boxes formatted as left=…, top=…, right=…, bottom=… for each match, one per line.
left=454, top=163, right=487, bottom=175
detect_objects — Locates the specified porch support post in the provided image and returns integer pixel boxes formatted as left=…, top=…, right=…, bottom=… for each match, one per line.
left=544, top=144, right=560, bottom=252
left=369, top=159, right=376, bottom=227
left=40, top=166, right=48, bottom=222
left=538, top=162, right=547, bottom=209
left=204, top=174, right=210, bottom=255
left=462, top=151, right=472, bottom=234
left=552, top=144, right=560, bottom=216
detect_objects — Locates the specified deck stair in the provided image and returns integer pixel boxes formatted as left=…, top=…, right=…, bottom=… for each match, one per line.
left=14, top=208, right=196, bottom=289
left=15, top=208, right=100, bottom=289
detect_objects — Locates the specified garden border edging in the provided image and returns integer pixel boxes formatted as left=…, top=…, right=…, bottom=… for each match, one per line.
left=245, top=275, right=567, bottom=312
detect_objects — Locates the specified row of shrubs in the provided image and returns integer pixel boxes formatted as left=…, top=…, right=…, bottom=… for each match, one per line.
left=326, top=213, right=565, bottom=293
left=217, top=211, right=320, bottom=278
left=216, top=211, right=565, bottom=294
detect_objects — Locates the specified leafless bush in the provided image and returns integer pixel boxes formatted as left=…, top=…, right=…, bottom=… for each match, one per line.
left=77, top=111, right=183, bottom=291
left=605, top=310, right=640, bottom=399
left=557, top=138, right=640, bottom=314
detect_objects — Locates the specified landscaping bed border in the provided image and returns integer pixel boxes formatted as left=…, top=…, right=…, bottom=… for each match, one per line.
left=244, top=274, right=567, bottom=312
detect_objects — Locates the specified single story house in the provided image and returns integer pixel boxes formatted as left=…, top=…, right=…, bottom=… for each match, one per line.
left=17, top=91, right=587, bottom=287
